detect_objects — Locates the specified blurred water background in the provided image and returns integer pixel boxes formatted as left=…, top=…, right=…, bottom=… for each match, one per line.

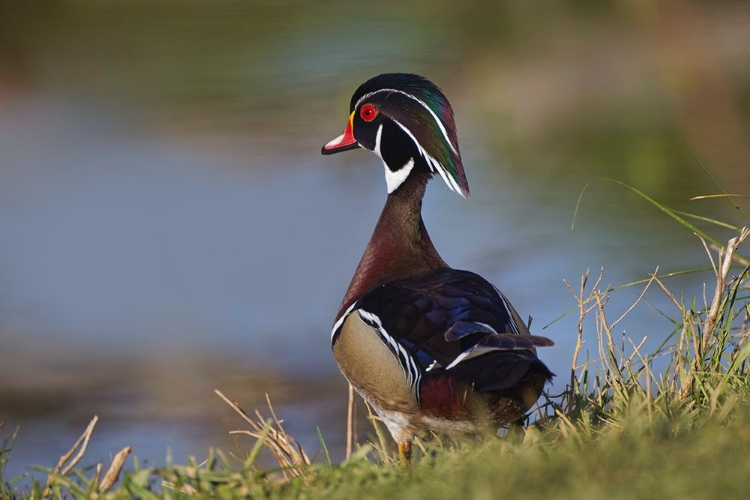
left=1, top=0, right=749, bottom=483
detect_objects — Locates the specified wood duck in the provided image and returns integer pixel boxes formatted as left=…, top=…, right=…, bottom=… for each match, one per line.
left=321, top=73, right=554, bottom=464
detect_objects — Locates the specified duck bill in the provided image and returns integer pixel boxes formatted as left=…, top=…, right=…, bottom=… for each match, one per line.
left=321, top=112, right=359, bottom=155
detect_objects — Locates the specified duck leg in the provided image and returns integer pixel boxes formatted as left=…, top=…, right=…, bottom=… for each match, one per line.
left=398, top=441, right=412, bottom=466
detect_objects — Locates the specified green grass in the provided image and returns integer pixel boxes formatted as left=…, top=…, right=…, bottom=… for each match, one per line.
left=2, top=186, right=749, bottom=499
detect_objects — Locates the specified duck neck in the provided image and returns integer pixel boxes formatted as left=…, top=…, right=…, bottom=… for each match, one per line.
left=337, top=170, right=447, bottom=318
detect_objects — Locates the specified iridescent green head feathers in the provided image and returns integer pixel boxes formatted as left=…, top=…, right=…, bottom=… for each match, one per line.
left=322, top=73, right=470, bottom=198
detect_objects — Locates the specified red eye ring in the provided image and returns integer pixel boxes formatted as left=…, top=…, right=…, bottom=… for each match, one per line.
left=360, top=103, right=378, bottom=122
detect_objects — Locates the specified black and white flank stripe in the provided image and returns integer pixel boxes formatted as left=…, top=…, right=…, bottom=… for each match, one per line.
left=357, top=309, right=422, bottom=394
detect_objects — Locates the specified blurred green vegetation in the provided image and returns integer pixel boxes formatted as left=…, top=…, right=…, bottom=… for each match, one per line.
left=5, top=401, right=750, bottom=498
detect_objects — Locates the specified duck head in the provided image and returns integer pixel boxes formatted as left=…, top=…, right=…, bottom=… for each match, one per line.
left=321, top=73, right=470, bottom=197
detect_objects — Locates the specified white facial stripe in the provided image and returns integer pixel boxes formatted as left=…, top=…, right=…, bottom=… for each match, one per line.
left=355, top=88, right=457, bottom=155
left=390, top=119, right=438, bottom=171
left=391, top=118, right=466, bottom=198
left=373, top=123, right=383, bottom=157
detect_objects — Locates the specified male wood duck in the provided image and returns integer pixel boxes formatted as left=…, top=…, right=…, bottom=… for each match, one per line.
left=321, top=73, right=554, bottom=464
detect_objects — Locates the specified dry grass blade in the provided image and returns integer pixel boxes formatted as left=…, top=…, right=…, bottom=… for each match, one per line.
left=43, top=415, right=98, bottom=497
left=99, top=446, right=132, bottom=493
left=701, top=230, right=747, bottom=352
left=690, top=194, right=750, bottom=201
left=215, top=389, right=311, bottom=480
left=610, top=269, right=657, bottom=330
left=564, top=268, right=610, bottom=413
left=708, top=243, right=750, bottom=267
left=346, top=383, right=356, bottom=461
left=364, top=400, right=390, bottom=464
left=679, top=229, right=749, bottom=398
left=650, top=273, right=682, bottom=310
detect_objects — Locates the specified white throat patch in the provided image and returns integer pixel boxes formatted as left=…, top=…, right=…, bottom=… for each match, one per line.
left=372, top=123, right=415, bottom=194
left=384, top=158, right=415, bottom=194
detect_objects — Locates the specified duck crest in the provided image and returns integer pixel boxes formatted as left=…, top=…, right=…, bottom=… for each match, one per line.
left=324, top=73, right=470, bottom=198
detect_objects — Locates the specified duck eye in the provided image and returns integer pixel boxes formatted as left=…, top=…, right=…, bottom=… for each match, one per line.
left=360, top=104, right=378, bottom=122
